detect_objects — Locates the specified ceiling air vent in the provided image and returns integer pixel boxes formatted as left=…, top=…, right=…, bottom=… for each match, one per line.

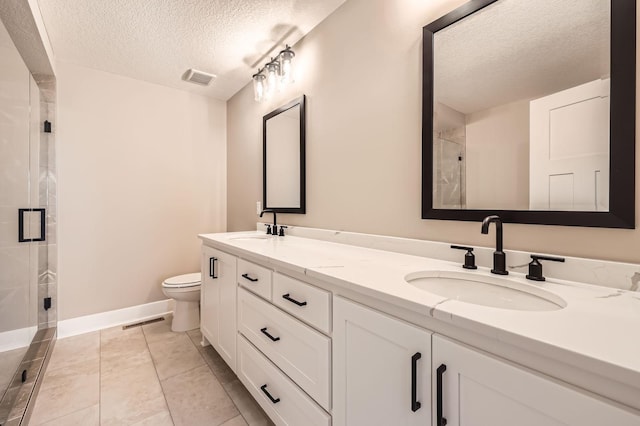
left=183, top=69, right=216, bottom=86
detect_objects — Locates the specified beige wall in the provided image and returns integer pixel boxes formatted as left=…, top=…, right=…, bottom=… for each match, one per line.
left=57, top=62, right=226, bottom=320
left=466, top=99, right=529, bottom=210
left=227, top=0, right=640, bottom=264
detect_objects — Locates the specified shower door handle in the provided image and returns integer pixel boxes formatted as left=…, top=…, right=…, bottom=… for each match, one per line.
left=18, top=208, right=46, bottom=242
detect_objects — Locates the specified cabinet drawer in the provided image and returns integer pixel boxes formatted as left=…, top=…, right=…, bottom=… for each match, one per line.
left=272, top=273, right=331, bottom=334
left=237, top=336, right=331, bottom=426
left=238, top=288, right=331, bottom=410
left=237, top=258, right=272, bottom=300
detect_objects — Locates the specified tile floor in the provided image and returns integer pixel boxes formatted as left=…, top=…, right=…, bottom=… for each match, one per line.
left=28, top=317, right=274, bottom=425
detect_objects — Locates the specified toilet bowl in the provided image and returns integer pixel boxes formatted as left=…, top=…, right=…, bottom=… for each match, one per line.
left=162, top=272, right=201, bottom=332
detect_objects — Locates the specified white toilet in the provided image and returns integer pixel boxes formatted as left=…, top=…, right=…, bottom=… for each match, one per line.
left=162, top=272, right=201, bottom=332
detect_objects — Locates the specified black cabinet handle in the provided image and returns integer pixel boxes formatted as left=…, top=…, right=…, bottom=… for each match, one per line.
left=209, top=257, right=218, bottom=279
left=241, top=273, right=258, bottom=282
left=260, top=384, right=280, bottom=404
left=437, top=364, right=447, bottom=426
left=411, top=352, right=421, bottom=412
left=282, top=293, right=307, bottom=306
left=260, top=327, right=280, bottom=342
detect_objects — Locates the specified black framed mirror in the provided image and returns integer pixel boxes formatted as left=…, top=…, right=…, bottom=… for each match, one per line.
left=263, top=95, right=306, bottom=213
left=422, top=0, right=635, bottom=228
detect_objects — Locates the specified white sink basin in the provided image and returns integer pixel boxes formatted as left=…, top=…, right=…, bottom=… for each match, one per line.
left=405, top=271, right=566, bottom=311
left=229, top=235, right=269, bottom=241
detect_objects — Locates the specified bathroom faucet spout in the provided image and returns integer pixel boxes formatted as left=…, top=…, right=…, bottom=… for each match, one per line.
left=481, top=215, right=508, bottom=275
left=260, top=210, right=277, bottom=235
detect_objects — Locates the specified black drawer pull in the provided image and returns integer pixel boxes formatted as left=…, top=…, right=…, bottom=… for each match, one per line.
left=209, top=257, right=218, bottom=279
left=411, top=352, right=421, bottom=412
left=241, top=273, right=258, bottom=282
left=437, top=364, right=447, bottom=426
left=282, top=293, right=307, bottom=306
left=260, top=327, right=280, bottom=342
left=260, top=384, right=280, bottom=404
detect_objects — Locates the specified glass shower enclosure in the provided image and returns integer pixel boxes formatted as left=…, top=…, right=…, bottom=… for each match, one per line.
left=0, top=9, right=57, bottom=424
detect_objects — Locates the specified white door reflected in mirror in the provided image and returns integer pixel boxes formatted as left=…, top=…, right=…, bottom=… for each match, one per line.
left=530, top=79, right=609, bottom=211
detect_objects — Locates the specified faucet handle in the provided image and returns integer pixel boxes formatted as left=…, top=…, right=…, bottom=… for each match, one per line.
left=450, top=245, right=477, bottom=270
left=278, top=225, right=288, bottom=237
left=264, top=224, right=272, bottom=235
left=526, top=254, right=565, bottom=281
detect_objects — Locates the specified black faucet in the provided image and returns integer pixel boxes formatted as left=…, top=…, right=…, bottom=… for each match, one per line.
left=481, top=215, right=508, bottom=275
left=260, top=210, right=277, bottom=235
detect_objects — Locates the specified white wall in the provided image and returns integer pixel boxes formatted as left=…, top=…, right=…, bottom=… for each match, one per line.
left=227, top=0, right=640, bottom=264
left=57, top=62, right=226, bottom=321
left=466, top=99, right=530, bottom=210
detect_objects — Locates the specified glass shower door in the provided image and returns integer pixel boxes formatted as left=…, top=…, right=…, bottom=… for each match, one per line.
left=0, top=18, right=38, bottom=400
left=433, top=134, right=466, bottom=209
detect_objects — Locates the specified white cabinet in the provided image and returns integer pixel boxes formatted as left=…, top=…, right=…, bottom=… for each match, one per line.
left=333, top=297, right=432, bottom=426
left=200, top=240, right=640, bottom=426
left=432, top=335, right=639, bottom=426
left=201, top=245, right=238, bottom=371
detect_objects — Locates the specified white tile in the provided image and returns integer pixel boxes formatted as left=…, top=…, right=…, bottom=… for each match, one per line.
left=0, top=286, right=29, bottom=332
left=0, top=246, right=29, bottom=288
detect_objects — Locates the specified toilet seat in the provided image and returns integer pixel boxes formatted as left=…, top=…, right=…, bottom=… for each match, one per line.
left=162, top=272, right=201, bottom=289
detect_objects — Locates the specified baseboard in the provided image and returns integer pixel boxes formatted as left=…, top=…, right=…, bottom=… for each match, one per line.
left=0, top=326, right=38, bottom=352
left=57, top=299, right=174, bottom=339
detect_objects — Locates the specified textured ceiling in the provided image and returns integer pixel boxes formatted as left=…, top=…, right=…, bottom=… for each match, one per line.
left=36, top=0, right=346, bottom=100
left=434, top=0, right=610, bottom=114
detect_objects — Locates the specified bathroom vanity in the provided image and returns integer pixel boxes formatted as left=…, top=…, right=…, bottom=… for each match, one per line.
left=199, top=227, right=640, bottom=426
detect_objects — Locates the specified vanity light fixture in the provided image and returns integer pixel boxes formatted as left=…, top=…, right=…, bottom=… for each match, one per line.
left=251, top=45, right=296, bottom=102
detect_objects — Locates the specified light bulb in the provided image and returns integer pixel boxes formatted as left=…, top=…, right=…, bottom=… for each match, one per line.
left=279, top=46, right=295, bottom=86
left=266, top=58, right=280, bottom=97
left=252, top=72, right=266, bottom=102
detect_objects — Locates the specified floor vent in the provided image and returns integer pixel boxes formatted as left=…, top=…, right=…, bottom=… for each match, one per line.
left=122, top=317, right=164, bottom=330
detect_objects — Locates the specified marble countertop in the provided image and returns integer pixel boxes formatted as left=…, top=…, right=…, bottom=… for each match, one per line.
left=199, top=231, right=640, bottom=392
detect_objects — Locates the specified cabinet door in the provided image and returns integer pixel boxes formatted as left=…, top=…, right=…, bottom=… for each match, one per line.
left=433, top=335, right=640, bottom=426
left=201, top=246, right=237, bottom=371
left=333, top=297, right=432, bottom=426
